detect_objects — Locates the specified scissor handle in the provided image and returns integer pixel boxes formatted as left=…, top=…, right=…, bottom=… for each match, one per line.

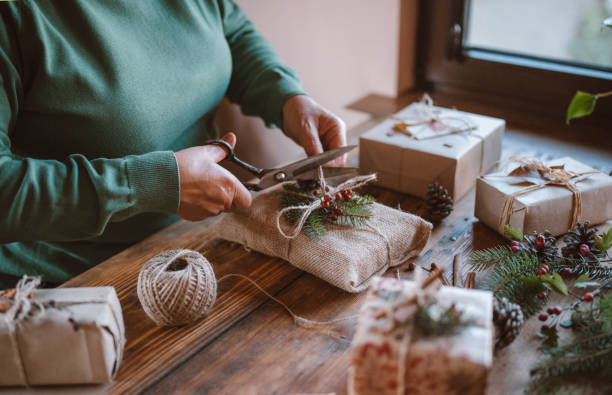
left=204, top=139, right=265, bottom=178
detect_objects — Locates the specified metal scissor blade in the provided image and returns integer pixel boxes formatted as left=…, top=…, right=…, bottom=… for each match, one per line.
left=254, top=145, right=358, bottom=190
left=293, top=166, right=359, bottom=182
left=289, top=145, right=357, bottom=177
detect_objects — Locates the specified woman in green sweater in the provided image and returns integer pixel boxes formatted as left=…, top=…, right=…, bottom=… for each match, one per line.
left=0, top=1, right=346, bottom=288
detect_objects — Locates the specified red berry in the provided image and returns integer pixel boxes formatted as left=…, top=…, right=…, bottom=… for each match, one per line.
left=511, top=241, right=520, bottom=247
left=563, top=268, right=573, bottom=276
left=407, top=262, right=415, bottom=271
left=541, top=325, right=549, bottom=331
left=511, top=245, right=520, bottom=253
left=336, top=208, right=343, bottom=216
left=537, top=269, right=544, bottom=276
left=321, top=201, right=329, bottom=209
left=323, top=194, right=331, bottom=202
left=344, top=195, right=351, bottom=202
left=536, top=234, right=545, bottom=247
left=313, top=190, right=319, bottom=195
left=583, top=292, right=594, bottom=302
left=540, top=264, right=549, bottom=273
left=538, top=313, right=548, bottom=321
left=579, top=244, right=590, bottom=256
left=553, top=307, right=562, bottom=315
left=331, top=214, right=338, bottom=221
left=324, top=186, right=330, bottom=192
left=547, top=307, right=555, bottom=315
left=335, top=193, right=343, bottom=201
left=537, top=292, right=546, bottom=300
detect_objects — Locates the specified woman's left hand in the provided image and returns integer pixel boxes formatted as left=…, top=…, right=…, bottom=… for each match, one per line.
left=282, top=95, right=347, bottom=166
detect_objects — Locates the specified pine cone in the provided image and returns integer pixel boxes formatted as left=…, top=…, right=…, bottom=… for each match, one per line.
left=520, top=230, right=558, bottom=264
left=425, top=182, right=453, bottom=222
left=493, top=297, right=524, bottom=350
left=562, top=221, right=601, bottom=258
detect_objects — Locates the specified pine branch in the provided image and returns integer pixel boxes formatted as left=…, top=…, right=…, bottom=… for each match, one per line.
left=469, top=246, right=514, bottom=271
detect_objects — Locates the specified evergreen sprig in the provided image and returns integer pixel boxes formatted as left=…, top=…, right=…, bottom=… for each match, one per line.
left=530, top=294, right=612, bottom=391
left=279, top=182, right=375, bottom=238
left=413, top=302, right=474, bottom=337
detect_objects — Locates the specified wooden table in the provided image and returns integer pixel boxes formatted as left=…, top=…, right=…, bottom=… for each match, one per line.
left=48, top=124, right=610, bottom=394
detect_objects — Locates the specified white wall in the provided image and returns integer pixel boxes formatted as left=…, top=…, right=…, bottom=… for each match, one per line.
left=216, top=0, right=401, bottom=170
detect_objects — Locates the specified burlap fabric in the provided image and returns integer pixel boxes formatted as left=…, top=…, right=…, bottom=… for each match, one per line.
left=216, top=187, right=432, bottom=293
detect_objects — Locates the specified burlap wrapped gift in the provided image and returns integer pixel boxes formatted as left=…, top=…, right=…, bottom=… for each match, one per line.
left=359, top=97, right=504, bottom=200
left=348, top=276, right=493, bottom=395
left=475, top=157, right=612, bottom=237
left=216, top=186, right=432, bottom=293
left=0, top=278, right=125, bottom=386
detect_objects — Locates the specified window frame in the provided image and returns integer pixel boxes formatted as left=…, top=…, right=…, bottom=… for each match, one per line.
left=413, top=0, right=612, bottom=127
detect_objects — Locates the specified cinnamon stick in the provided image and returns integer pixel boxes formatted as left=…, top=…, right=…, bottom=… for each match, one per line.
left=464, top=272, right=476, bottom=289
left=426, top=263, right=449, bottom=287
left=452, top=254, right=462, bottom=286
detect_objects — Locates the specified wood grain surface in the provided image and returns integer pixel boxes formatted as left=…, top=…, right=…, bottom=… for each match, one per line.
left=48, top=126, right=611, bottom=395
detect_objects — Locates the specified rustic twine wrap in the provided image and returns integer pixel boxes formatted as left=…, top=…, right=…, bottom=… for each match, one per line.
left=216, top=174, right=432, bottom=293
left=137, top=249, right=358, bottom=333
left=0, top=277, right=125, bottom=386
left=493, top=158, right=599, bottom=235
left=348, top=274, right=493, bottom=395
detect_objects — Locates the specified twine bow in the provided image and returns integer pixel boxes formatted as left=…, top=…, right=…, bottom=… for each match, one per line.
left=390, top=94, right=478, bottom=141
left=275, top=167, right=377, bottom=239
left=495, top=158, right=598, bottom=234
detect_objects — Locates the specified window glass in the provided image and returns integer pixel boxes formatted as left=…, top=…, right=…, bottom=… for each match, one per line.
left=465, top=0, right=612, bottom=70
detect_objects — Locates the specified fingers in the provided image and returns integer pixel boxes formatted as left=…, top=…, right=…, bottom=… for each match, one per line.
left=300, top=121, right=325, bottom=157
left=200, top=132, right=237, bottom=163
left=231, top=182, right=252, bottom=210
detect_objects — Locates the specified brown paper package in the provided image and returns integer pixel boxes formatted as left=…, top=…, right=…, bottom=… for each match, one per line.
left=0, top=287, right=125, bottom=386
left=475, top=157, right=612, bottom=237
left=216, top=187, right=433, bottom=293
left=359, top=104, right=505, bottom=200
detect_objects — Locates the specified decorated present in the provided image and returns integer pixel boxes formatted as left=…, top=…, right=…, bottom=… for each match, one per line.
left=475, top=157, right=612, bottom=237
left=0, top=277, right=125, bottom=386
left=359, top=95, right=505, bottom=200
left=216, top=173, right=432, bottom=293
left=348, top=274, right=493, bottom=395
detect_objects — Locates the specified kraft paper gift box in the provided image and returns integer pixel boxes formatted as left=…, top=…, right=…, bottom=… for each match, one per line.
left=348, top=276, right=493, bottom=395
left=475, top=157, right=612, bottom=237
left=0, top=280, right=125, bottom=386
left=359, top=102, right=505, bottom=200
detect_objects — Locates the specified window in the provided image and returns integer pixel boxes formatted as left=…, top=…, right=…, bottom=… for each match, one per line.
left=416, top=0, right=612, bottom=127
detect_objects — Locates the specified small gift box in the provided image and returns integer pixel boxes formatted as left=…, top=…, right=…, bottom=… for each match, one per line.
left=359, top=95, right=505, bottom=200
left=475, top=157, right=612, bottom=237
left=0, top=278, right=125, bottom=386
left=348, top=275, right=493, bottom=395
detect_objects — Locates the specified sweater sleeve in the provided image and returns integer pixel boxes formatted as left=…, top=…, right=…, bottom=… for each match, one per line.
left=0, top=19, right=180, bottom=244
left=219, top=0, right=306, bottom=129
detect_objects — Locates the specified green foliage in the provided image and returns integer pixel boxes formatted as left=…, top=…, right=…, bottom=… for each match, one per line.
left=538, top=325, right=559, bottom=348
left=574, top=274, right=600, bottom=289
left=541, top=272, right=568, bottom=296
left=470, top=248, right=546, bottom=317
left=469, top=245, right=514, bottom=271
left=413, top=302, right=474, bottom=337
left=566, top=91, right=598, bottom=124
left=531, top=294, right=612, bottom=390
left=504, top=224, right=524, bottom=241
left=595, top=228, right=612, bottom=252
left=279, top=182, right=374, bottom=239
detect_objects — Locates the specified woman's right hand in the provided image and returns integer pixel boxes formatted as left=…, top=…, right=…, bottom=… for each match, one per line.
left=174, top=132, right=252, bottom=221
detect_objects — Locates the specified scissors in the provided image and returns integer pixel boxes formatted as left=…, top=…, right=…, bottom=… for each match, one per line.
left=204, top=139, right=358, bottom=191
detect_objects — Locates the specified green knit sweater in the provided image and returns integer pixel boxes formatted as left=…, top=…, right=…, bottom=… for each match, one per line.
left=0, top=0, right=304, bottom=284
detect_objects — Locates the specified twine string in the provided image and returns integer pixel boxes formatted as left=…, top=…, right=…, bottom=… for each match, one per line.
left=495, top=158, right=599, bottom=234
left=275, top=167, right=377, bottom=239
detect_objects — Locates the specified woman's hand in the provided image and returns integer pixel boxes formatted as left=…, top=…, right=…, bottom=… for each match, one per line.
left=174, top=133, right=252, bottom=221
left=282, top=95, right=347, bottom=166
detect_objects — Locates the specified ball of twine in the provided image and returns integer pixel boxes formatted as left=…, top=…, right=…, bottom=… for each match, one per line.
left=137, top=249, right=217, bottom=326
